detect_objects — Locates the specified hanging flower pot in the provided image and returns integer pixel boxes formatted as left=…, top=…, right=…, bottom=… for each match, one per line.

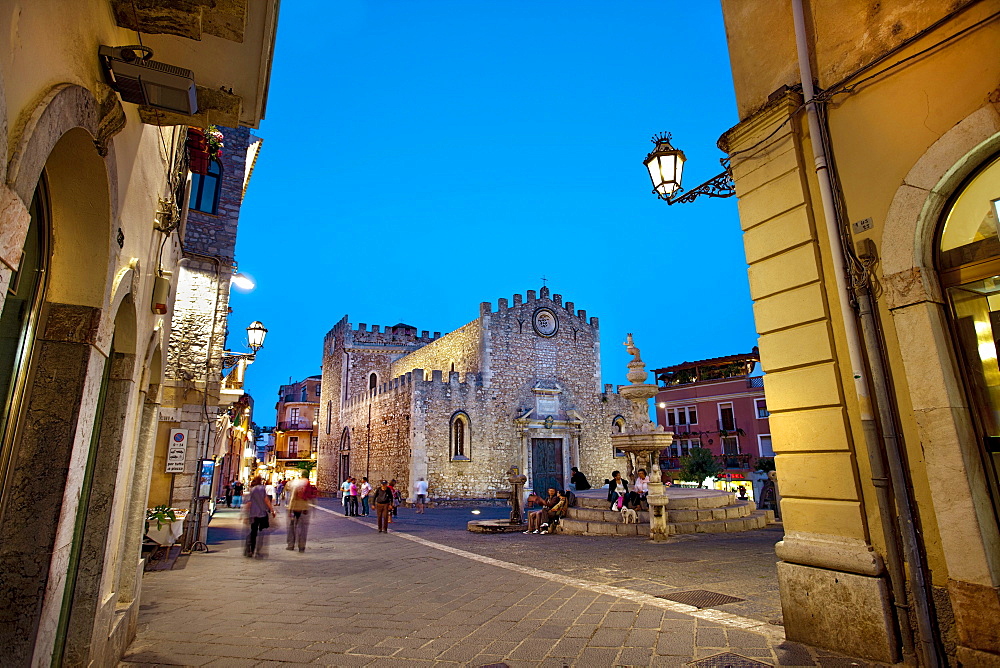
left=206, top=125, right=225, bottom=162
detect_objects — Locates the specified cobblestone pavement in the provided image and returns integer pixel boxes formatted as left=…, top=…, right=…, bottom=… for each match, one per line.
left=122, top=500, right=877, bottom=667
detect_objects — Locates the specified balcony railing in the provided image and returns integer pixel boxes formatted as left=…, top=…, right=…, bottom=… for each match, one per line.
left=275, top=450, right=317, bottom=460
left=277, top=420, right=313, bottom=431
left=657, top=453, right=753, bottom=471
left=747, top=376, right=764, bottom=389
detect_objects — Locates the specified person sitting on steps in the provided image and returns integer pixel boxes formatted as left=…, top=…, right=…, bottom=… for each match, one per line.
left=524, top=487, right=560, bottom=534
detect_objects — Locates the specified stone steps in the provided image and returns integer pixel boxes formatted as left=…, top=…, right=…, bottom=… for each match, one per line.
left=557, top=489, right=775, bottom=537
left=558, top=509, right=775, bottom=537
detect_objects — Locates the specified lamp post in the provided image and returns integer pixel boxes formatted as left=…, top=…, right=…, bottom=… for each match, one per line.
left=188, top=321, right=267, bottom=551
left=643, top=132, right=736, bottom=205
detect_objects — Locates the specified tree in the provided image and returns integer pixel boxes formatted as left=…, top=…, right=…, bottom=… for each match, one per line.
left=754, top=456, right=775, bottom=473
left=678, top=447, right=724, bottom=488
left=295, top=460, right=316, bottom=477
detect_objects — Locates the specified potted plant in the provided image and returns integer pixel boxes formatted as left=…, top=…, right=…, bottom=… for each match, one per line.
left=206, top=125, right=225, bottom=161
left=145, top=505, right=177, bottom=534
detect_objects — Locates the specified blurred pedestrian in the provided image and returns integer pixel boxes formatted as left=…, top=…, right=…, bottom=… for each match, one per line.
left=231, top=479, right=244, bottom=508
left=414, top=477, right=428, bottom=513
left=388, top=479, right=401, bottom=522
left=373, top=480, right=393, bottom=532
left=224, top=482, right=233, bottom=508
left=359, top=477, right=372, bottom=516
left=286, top=473, right=314, bottom=552
left=244, top=476, right=275, bottom=558
left=275, top=478, right=286, bottom=506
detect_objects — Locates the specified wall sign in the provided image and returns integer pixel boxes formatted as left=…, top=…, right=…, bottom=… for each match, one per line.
left=166, top=429, right=187, bottom=473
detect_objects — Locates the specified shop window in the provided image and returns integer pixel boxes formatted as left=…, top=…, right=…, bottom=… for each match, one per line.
left=938, top=153, right=1000, bottom=524
left=450, top=412, right=470, bottom=461
left=189, top=160, right=222, bottom=214
left=0, top=181, right=47, bottom=446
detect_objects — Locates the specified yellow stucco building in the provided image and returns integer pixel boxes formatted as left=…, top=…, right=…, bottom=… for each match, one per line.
left=714, top=1, right=1000, bottom=664
left=0, top=2, right=275, bottom=665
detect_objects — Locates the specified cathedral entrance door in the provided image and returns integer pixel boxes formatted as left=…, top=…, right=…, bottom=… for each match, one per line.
left=531, top=438, right=564, bottom=493
left=340, top=452, right=350, bottom=482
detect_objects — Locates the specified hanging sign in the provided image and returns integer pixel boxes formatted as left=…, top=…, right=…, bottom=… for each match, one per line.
left=166, top=429, right=188, bottom=473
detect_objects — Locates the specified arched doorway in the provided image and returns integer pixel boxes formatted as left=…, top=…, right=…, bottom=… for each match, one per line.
left=0, top=117, right=115, bottom=664
left=937, top=152, right=1000, bottom=531
left=339, top=427, right=351, bottom=483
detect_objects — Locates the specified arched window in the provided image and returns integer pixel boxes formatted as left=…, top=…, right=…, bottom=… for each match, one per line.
left=450, top=412, right=471, bottom=461
left=937, top=153, right=1000, bottom=522
left=189, top=159, right=222, bottom=214
left=612, top=416, right=626, bottom=458
left=369, top=372, right=378, bottom=392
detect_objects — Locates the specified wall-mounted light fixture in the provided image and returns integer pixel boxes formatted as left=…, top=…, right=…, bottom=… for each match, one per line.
left=643, top=132, right=736, bottom=205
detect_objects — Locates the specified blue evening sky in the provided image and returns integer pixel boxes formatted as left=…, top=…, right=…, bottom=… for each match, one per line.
left=229, top=0, right=755, bottom=421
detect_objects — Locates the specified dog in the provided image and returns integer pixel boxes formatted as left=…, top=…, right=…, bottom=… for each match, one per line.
left=620, top=507, right=638, bottom=524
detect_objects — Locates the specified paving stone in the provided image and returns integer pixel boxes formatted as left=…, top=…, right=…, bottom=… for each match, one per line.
left=124, top=504, right=868, bottom=668
left=253, top=647, right=326, bottom=663
left=696, top=627, right=728, bottom=648
left=588, top=627, right=628, bottom=647
left=619, top=646, right=654, bottom=666
left=200, top=658, right=258, bottom=668
left=576, top=647, right=621, bottom=665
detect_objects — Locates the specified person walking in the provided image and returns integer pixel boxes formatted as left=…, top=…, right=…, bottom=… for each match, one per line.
left=231, top=479, right=244, bottom=508
left=244, top=476, right=275, bottom=558
left=373, top=480, right=393, bottom=532
left=286, top=474, right=314, bottom=552
left=388, top=479, right=400, bottom=522
left=224, top=482, right=233, bottom=508
left=359, top=477, right=372, bottom=516
left=275, top=478, right=286, bottom=507
left=414, top=477, right=428, bottom=514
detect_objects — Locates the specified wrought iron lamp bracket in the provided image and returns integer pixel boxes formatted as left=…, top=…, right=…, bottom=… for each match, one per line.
left=662, top=158, right=736, bottom=205
left=222, top=351, right=255, bottom=370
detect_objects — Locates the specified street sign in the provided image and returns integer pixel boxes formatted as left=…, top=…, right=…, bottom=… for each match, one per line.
left=166, top=429, right=188, bottom=473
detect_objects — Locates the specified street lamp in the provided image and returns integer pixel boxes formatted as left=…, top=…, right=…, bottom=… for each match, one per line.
left=246, top=320, right=267, bottom=352
left=223, top=321, right=267, bottom=369
left=643, top=132, right=736, bottom=205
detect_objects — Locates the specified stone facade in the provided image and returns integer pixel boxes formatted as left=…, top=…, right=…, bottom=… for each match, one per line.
left=318, top=287, right=632, bottom=501
left=151, top=126, right=260, bottom=513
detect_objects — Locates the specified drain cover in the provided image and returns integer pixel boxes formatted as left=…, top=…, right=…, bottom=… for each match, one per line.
left=688, top=652, right=772, bottom=668
left=657, top=589, right=745, bottom=608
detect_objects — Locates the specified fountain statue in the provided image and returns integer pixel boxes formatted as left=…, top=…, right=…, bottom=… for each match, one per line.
left=507, top=465, right=527, bottom=525
left=612, top=333, right=675, bottom=541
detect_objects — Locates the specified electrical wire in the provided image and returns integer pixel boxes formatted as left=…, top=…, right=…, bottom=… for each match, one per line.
left=820, top=6, right=1000, bottom=100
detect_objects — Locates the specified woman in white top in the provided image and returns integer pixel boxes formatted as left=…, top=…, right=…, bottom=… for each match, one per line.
left=606, top=470, right=629, bottom=510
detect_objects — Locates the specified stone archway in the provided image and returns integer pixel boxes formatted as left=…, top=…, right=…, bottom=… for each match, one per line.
left=0, top=84, right=120, bottom=665
left=880, top=103, right=1000, bottom=594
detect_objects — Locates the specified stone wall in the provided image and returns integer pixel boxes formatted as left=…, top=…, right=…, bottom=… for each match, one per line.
left=391, top=320, right=482, bottom=379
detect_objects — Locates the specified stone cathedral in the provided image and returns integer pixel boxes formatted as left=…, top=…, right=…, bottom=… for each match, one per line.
left=317, top=287, right=633, bottom=499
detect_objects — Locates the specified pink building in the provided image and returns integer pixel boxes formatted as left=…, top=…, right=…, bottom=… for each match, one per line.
left=651, top=349, right=772, bottom=496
